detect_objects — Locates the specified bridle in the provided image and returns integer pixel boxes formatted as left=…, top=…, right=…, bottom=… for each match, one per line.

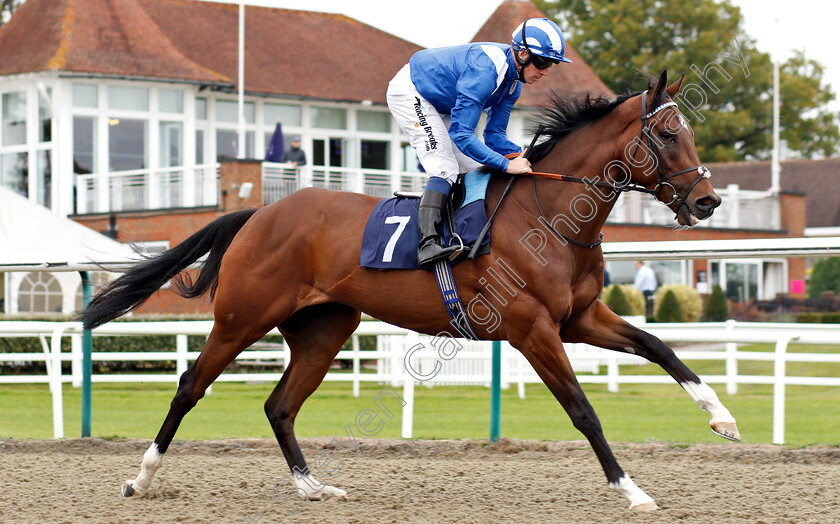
left=527, top=90, right=711, bottom=249
left=630, top=89, right=711, bottom=219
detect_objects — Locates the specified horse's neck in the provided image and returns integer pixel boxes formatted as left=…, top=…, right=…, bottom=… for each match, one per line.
left=526, top=122, right=622, bottom=241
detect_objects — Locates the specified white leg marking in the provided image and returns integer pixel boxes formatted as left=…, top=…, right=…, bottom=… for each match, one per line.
left=293, top=470, right=347, bottom=501
left=125, top=443, right=164, bottom=495
left=609, top=474, right=657, bottom=510
left=681, top=381, right=735, bottom=423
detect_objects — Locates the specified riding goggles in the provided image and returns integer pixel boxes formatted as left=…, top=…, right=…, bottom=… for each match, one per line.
left=530, top=54, right=559, bottom=70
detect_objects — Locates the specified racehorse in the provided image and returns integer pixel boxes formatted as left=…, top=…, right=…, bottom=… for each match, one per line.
left=83, top=70, right=738, bottom=511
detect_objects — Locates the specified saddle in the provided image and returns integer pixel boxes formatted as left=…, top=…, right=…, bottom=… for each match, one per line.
left=359, top=171, right=492, bottom=270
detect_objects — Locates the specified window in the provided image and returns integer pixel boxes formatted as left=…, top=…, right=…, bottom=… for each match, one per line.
left=108, top=86, right=149, bottom=111
left=37, top=150, right=51, bottom=208
left=109, top=118, right=147, bottom=171
left=19, top=272, right=63, bottom=313
left=159, top=121, right=183, bottom=167
left=311, top=107, right=347, bottom=129
left=73, top=84, right=98, bottom=108
left=1, top=152, right=27, bottom=196
left=216, top=129, right=238, bottom=160
left=216, top=100, right=254, bottom=123
left=73, top=116, right=96, bottom=174
left=39, top=88, right=52, bottom=142
left=361, top=140, right=389, bottom=169
left=216, top=129, right=254, bottom=160
left=196, top=129, right=205, bottom=164
left=196, top=98, right=207, bottom=120
left=2, top=91, right=26, bottom=146
left=357, top=110, right=390, bottom=133
left=159, top=89, right=183, bottom=114
left=265, top=103, right=301, bottom=127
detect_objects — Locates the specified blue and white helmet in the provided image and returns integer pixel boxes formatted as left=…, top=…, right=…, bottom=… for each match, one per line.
left=511, top=18, right=572, bottom=64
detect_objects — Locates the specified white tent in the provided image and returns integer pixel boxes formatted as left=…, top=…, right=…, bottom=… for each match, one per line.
left=0, top=187, right=138, bottom=314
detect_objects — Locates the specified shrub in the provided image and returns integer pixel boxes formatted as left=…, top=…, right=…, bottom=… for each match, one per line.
left=654, top=284, right=702, bottom=322
left=601, top=284, right=645, bottom=316
left=604, top=285, right=632, bottom=316
left=703, top=285, right=730, bottom=321
left=655, top=289, right=683, bottom=322
left=808, top=257, right=840, bottom=298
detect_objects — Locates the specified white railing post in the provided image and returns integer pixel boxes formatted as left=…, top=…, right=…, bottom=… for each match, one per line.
left=401, top=374, right=415, bottom=439
left=607, top=353, right=619, bottom=393
left=772, top=335, right=797, bottom=445
left=727, top=184, right=740, bottom=228
left=49, top=325, right=67, bottom=439
left=97, top=174, right=109, bottom=213
left=71, top=333, right=82, bottom=388
left=176, top=334, right=188, bottom=380
left=183, top=166, right=196, bottom=208
left=352, top=335, right=360, bottom=398
left=725, top=319, right=738, bottom=395
left=299, top=165, right=313, bottom=189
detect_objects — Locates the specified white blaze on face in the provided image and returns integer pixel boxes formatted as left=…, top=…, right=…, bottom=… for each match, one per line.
left=681, top=381, right=735, bottom=423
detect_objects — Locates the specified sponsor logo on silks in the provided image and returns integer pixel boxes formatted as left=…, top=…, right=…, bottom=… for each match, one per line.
left=413, top=97, right=437, bottom=151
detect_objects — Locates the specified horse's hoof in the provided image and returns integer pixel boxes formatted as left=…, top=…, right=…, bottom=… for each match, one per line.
left=711, top=421, right=741, bottom=441
left=320, top=486, right=347, bottom=501
left=630, top=500, right=659, bottom=512
left=121, top=480, right=143, bottom=498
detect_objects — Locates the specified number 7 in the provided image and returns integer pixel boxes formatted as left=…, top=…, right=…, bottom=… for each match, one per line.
left=383, top=216, right=411, bottom=263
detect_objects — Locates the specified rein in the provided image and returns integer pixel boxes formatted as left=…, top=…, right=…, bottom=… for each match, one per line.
left=523, top=89, right=711, bottom=248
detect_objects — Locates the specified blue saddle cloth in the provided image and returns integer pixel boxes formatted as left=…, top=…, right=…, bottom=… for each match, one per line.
left=360, top=171, right=492, bottom=270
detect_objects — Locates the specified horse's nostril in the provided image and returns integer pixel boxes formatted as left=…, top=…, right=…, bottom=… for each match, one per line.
left=696, top=195, right=721, bottom=211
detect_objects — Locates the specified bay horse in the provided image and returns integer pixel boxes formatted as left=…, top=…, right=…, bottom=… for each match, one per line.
left=83, top=70, right=738, bottom=511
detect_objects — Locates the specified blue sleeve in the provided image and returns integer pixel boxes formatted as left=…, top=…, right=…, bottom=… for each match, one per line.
left=484, top=82, right=522, bottom=157
left=448, top=66, right=510, bottom=173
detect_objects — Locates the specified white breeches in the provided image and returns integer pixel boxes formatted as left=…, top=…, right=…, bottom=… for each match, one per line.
left=387, top=64, right=482, bottom=186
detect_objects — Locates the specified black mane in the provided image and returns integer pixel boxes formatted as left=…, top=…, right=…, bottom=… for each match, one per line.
left=528, top=90, right=642, bottom=163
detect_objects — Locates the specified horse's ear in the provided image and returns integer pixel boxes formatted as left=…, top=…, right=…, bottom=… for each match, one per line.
left=666, top=73, right=686, bottom=98
left=652, top=69, right=668, bottom=101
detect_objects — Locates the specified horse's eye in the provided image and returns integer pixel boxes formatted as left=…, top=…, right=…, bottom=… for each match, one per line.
left=659, top=131, right=676, bottom=142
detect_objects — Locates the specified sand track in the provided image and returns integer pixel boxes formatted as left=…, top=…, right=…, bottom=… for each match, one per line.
left=2, top=437, right=839, bottom=523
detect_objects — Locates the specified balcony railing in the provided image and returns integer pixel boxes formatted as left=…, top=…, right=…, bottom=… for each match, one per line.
left=75, top=164, right=219, bottom=214
left=608, top=184, right=780, bottom=230
left=264, top=165, right=781, bottom=231
left=262, top=163, right=427, bottom=204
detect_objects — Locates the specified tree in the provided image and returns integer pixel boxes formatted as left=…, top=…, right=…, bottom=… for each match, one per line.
left=703, top=285, right=730, bottom=321
left=604, top=284, right=633, bottom=316
left=808, top=257, right=840, bottom=298
left=655, top=289, right=683, bottom=322
left=0, top=0, right=22, bottom=26
left=535, top=0, right=840, bottom=161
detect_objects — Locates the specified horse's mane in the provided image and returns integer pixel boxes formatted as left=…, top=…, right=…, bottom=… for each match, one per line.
left=527, top=90, right=643, bottom=163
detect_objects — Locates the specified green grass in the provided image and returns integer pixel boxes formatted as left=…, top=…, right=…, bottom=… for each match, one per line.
left=0, top=373, right=837, bottom=446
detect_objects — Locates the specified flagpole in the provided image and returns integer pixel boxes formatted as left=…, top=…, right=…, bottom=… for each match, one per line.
left=237, top=1, right=245, bottom=159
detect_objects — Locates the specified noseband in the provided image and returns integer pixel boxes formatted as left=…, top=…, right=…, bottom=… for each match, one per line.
left=632, top=89, right=711, bottom=219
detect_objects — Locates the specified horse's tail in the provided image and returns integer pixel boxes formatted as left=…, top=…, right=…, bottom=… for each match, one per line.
left=81, top=208, right=258, bottom=330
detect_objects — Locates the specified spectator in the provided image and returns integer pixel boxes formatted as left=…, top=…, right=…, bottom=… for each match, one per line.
left=603, top=268, right=611, bottom=288
left=634, top=261, right=657, bottom=315
left=281, top=137, right=307, bottom=166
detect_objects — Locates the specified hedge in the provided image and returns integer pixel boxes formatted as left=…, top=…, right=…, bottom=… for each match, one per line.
left=654, top=284, right=702, bottom=322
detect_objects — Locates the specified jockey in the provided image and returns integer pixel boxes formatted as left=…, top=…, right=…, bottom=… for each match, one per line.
left=387, top=17, right=572, bottom=268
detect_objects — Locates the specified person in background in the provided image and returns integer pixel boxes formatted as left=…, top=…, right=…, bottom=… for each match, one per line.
left=603, top=268, right=611, bottom=288
left=281, top=137, right=307, bottom=166
left=634, top=260, right=658, bottom=315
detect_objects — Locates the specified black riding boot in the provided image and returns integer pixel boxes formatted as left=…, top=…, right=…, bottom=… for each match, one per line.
left=417, top=190, right=458, bottom=268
